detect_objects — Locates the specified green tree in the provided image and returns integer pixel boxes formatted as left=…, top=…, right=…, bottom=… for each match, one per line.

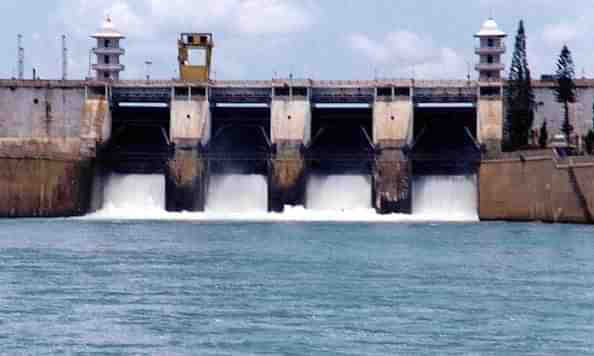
left=505, top=20, right=535, bottom=150
left=585, top=130, right=594, bottom=154
left=539, top=120, right=549, bottom=148
left=554, top=45, right=576, bottom=142
left=586, top=101, right=594, bottom=153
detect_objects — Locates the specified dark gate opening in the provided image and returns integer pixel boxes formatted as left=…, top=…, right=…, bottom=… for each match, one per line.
left=103, top=104, right=172, bottom=174
left=308, top=107, right=374, bottom=174
left=411, top=107, right=480, bottom=175
left=208, top=106, right=271, bottom=174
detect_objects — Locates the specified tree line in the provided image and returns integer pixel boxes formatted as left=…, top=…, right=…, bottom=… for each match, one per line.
left=504, top=21, right=594, bottom=153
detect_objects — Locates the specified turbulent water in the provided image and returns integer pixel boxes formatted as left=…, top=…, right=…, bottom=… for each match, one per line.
left=98, top=174, right=165, bottom=213
left=88, top=173, right=478, bottom=222
left=412, top=175, right=478, bottom=221
left=306, top=175, right=372, bottom=211
left=1, top=220, right=594, bottom=355
left=206, top=174, right=268, bottom=213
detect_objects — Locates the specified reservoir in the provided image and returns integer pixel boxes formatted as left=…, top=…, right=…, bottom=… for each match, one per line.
left=1, top=220, right=593, bottom=355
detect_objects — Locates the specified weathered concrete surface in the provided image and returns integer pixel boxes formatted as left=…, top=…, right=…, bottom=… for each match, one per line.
left=165, top=149, right=208, bottom=212
left=373, top=148, right=411, bottom=214
left=0, top=158, right=93, bottom=217
left=477, top=97, right=504, bottom=154
left=372, top=99, right=413, bottom=214
left=81, top=98, right=111, bottom=156
left=269, top=144, right=306, bottom=212
left=170, top=99, right=210, bottom=147
left=166, top=99, right=211, bottom=212
left=479, top=156, right=594, bottom=223
left=271, top=97, right=311, bottom=145
left=0, top=87, right=85, bottom=139
left=0, top=86, right=103, bottom=217
left=373, top=99, right=413, bottom=147
left=269, top=97, right=310, bottom=211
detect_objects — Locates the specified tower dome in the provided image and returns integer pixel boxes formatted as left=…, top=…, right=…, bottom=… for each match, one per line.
left=474, top=18, right=507, bottom=81
left=92, top=17, right=125, bottom=39
left=91, top=16, right=126, bottom=80
left=476, top=18, right=506, bottom=37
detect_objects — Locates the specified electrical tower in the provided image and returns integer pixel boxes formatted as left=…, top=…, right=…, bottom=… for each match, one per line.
left=17, top=34, right=24, bottom=80
left=62, top=35, right=68, bottom=80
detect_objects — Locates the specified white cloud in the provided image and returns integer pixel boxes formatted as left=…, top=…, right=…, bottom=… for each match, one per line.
left=236, top=0, right=314, bottom=35
left=348, top=31, right=467, bottom=79
left=58, top=0, right=315, bottom=39
left=349, top=33, right=389, bottom=63
left=542, top=22, right=579, bottom=46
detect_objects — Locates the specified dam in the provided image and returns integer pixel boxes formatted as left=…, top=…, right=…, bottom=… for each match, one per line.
left=1, top=80, right=592, bottom=222
left=0, top=78, right=497, bottom=218
left=1, top=18, right=593, bottom=223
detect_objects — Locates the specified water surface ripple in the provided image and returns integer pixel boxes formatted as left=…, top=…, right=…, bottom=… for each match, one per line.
left=0, top=220, right=593, bottom=355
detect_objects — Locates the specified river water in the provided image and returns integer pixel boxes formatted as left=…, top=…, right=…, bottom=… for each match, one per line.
left=1, top=220, right=593, bottom=355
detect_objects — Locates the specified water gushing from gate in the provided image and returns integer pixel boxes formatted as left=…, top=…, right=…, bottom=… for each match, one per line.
left=306, top=175, right=372, bottom=211
left=206, top=174, right=268, bottom=212
left=412, top=175, right=478, bottom=220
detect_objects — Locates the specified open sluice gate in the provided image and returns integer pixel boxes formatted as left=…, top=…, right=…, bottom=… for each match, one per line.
left=407, top=93, right=481, bottom=217
left=306, top=104, right=375, bottom=210
left=206, top=103, right=271, bottom=212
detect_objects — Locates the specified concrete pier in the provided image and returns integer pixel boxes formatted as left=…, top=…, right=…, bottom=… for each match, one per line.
left=373, top=147, right=412, bottom=214
left=269, top=94, right=310, bottom=212
left=166, top=98, right=210, bottom=212
left=477, top=83, right=504, bottom=156
left=165, top=148, right=208, bottom=212
left=372, top=88, right=413, bottom=213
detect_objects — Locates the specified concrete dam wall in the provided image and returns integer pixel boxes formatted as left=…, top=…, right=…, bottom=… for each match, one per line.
left=479, top=153, right=594, bottom=224
left=0, top=82, right=110, bottom=217
left=0, top=78, right=591, bottom=223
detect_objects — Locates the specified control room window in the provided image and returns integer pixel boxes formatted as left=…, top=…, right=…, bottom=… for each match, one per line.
left=105, top=39, right=111, bottom=48
left=487, top=38, right=494, bottom=47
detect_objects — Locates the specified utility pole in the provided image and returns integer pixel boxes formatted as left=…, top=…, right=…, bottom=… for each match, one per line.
left=145, top=60, right=153, bottom=81
left=17, top=34, right=24, bottom=80
left=62, top=35, right=68, bottom=80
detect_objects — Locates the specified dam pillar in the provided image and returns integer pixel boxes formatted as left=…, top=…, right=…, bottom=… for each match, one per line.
left=269, top=90, right=310, bottom=212
left=165, top=96, right=210, bottom=212
left=372, top=87, right=413, bottom=214
left=477, top=84, right=504, bottom=156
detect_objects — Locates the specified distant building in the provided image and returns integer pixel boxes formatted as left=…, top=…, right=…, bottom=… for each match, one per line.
left=533, top=80, right=594, bottom=143
left=475, top=18, right=507, bottom=81
left=91, top=16, right=125, bottom=80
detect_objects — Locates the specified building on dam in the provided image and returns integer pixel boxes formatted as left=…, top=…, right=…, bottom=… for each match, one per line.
left=0, top=17, right=593, bottom=223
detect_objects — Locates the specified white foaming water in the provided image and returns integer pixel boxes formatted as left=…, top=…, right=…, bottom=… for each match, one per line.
left=84, top=173, right=478, bottom=222
left=206, top=175, right=268, bottom=213
left=306, top=175, right=372, bottom=211
left=89, top=174, right=165, bottom=219
left=412, top=175, right=478, bottom=221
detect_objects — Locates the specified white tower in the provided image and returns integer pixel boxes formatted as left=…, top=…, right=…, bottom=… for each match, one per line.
left=475, top=18, right=507, bottom=81
left=91, top=16, right=125, bottom=80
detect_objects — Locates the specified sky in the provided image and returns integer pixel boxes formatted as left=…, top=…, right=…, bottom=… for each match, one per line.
left=1, top=0, right=593, bottom=81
